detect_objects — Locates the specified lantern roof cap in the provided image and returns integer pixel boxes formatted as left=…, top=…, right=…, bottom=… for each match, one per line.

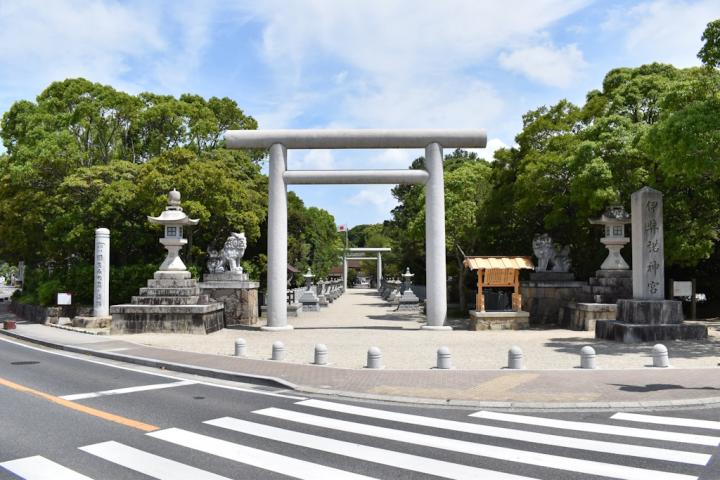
left=147, top=189, right=199, bottom=226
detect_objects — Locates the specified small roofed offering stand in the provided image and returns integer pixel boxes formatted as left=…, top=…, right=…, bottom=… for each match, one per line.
left=464, top=256, right=534, bottom=331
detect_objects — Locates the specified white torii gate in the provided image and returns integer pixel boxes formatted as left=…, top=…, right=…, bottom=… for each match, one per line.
left=225, top=128, right=487, bottom=331
left=343, top=247, right=391, bottom=290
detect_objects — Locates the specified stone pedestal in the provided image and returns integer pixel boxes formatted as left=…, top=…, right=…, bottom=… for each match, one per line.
left=299, top=287, right=320, bottom=312
left=562, top=302, right=617, bottom=331
left=583, top=270, right=632, bottom=304
left=200, top=272, right=259, bottom=327
left=110, top=271, right=224, bottom=334
left=397, top=288, right=421, bottom=312
left=521, top=272, right=586, bottom=326
left=468, top=310, right=530, bottom=331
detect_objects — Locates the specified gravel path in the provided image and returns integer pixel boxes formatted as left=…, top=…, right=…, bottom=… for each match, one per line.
left=115, top=288, right=720, bottom=370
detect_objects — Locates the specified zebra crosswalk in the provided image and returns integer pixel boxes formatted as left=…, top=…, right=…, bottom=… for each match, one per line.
left=1, top=399, right=718, bottom=480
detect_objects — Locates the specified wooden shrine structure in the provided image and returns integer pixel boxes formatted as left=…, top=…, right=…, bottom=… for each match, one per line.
left=463, top=256, right=534, bottom=312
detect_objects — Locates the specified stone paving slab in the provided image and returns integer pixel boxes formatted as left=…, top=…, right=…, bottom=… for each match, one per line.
left=2, top=319, right=720, bottom=409
left=2, top=294, right=720, bottom=409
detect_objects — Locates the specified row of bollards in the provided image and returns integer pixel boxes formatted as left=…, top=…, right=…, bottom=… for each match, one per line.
left=233, top=338, right=672, bottom=369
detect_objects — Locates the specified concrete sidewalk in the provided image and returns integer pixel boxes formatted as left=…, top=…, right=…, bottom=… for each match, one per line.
left=1, top=317, right=719, bottom=411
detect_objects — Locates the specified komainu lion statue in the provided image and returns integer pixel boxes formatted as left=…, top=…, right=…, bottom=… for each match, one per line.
left=206, top=232, right=247, bottom=273
left=532, top=234, right=571, bottom=272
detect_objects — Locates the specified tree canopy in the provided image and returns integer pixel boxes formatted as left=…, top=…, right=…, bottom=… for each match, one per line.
left=0, top=78, right=339, bottom=303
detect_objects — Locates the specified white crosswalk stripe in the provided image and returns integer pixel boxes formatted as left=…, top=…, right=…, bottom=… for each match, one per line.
left=249, top=408, right=697, bottom=480
left=3, top=403, right=717, bottom=480
left=612, top=412, right=720, bottom=431
left=294, top=399, right=710, bottom=465
left=470, top=409, right=720, bottom=446
left=205, top=417, right=537, bottom=480
left=0, top=455, right=94, bottom=480
left=61, top=380, right=195, bottom=400
left=148, top=427, right=380, bottom=480
left=79, top=441, right=232, bottom=480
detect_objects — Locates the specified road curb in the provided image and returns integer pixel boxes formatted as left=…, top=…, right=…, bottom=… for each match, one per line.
left=0, top=329, right=296, bottom=390
left=3, top=328, right=720, bottom=411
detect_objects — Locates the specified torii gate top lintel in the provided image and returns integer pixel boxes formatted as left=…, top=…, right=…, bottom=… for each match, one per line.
left=225, top=128, right=487, bottom=150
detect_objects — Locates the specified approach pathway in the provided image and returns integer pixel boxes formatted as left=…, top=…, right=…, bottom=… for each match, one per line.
left=112, top=288, right=720, bottom=371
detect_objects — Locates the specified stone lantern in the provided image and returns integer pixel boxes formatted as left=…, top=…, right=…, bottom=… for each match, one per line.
left=147, top=189, right=199, bottom=272
left=397, top=267, right=420, bottom=311
left=401, top=267, right=414, bottom=291
left=589, top=205, right=631, bottom=270
left=299, top=267, right=320, bottom=311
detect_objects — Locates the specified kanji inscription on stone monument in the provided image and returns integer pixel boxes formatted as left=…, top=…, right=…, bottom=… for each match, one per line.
left=631, top=187, right=664, bottom=300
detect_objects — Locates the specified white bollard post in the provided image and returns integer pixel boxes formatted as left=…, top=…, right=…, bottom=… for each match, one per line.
left=580, top=346, right=597, bottom=369
left=271, top=341, right=285, bottom=361
left=652, top=344, right=670, bottom=368
left=508, top=346, right=524, bottom=369
left=366, top=346, right=383, bottom=369
left=436, top=346, right=452, bottom=369
left=234, top=338, right=247, bottom=357
left=314, top=344, right=328, bottom=365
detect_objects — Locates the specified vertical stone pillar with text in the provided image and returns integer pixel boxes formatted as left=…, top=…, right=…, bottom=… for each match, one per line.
left=93, top=228, right=110, bottom=318
left=631, top=187, right=664, bottom=299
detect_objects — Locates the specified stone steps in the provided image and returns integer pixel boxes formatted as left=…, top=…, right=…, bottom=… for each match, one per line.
left=139, top=287, right=201, bottom=296
left=131, top=295, right=208, bottom=306
left=146, top=279, right=198, bottom=288
left=588, top=277, right=633, bottom=287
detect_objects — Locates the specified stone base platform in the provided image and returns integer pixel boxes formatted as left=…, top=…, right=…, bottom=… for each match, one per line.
left=110, top=303, right=224, bottom=334
left=616, top=299, right=683, bottom=324
left=72, top=315, right=112, bottom=329
left=468, top=310, right=530, bottom=331
left=199, top=276, right=259, bottom=327
left=261, top=303, right=303, bottom=318
left=110, top=270, right=225, bottom=334
left=561, top=303, right=617, bottom=331
left=521, top=278, right=586, bottom=327
left=595, top=298, right=707, bottom=343
left=595, top=320, right=708, bottom=343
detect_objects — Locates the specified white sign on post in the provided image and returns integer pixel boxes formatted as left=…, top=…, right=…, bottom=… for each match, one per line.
left=672, top=281, right=692, bottom=298
left=57, top=292, right=72, bottom=305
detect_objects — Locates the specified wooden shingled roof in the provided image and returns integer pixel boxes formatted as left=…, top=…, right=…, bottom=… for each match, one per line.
left=463, top=256, right=534, bottom=270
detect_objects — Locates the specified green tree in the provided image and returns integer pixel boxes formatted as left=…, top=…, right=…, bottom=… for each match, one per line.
left=390, top=149, right=492, bottom=307
left=0, top=79, right=264, bottom=304
left=698, top=19, right=720, bottom=68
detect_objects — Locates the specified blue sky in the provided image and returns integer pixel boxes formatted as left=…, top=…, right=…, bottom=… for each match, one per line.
left=1, top=0, right=718, bottom=227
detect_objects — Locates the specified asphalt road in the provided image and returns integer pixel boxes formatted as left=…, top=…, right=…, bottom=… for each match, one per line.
left=0, top=335, right=718, bottom=480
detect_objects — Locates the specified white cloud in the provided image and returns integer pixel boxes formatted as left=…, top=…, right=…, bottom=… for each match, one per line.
left=346, top=186, right=398, bottom=214
left=289, top=149, right=337, bottom=170
left=366, top=149, right=415, bottom=169
left=0, top=0, right=221, bottom=110
left=498, top=43, right=587, bottom=87
left=0, top=1, right=164, bottom=95
left=234, top=0, right=590, bottom=131
left=467, top=138, right=510, bottom=161
left=603, top=0, right=720, bottom=67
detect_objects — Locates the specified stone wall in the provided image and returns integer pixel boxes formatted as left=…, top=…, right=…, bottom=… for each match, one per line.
left=521, top=280, right=588, bottom=326
left=9, top=301, right=48, bottom=323
left=9, top=301, right=93, bottom=324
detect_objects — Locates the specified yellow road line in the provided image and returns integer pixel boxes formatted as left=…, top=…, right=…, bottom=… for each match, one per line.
left=0, top=376, right=159, bottom=432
